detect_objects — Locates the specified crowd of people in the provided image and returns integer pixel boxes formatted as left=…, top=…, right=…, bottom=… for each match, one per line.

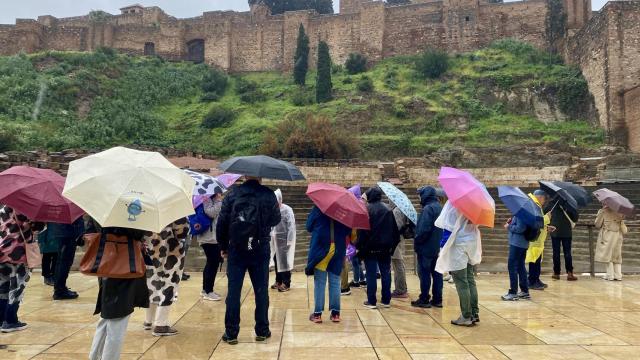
left=0, top=174, right=631, bottom=359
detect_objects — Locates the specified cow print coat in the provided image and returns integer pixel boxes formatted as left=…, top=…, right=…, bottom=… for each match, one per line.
left=0, top=205, right=45, bottom=265
left=144, top=217, right=189, bottom=306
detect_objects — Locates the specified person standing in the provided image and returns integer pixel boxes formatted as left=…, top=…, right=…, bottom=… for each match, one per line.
left=49, top=217, right=85, bottom=300
left=501, top=215, right=530, bottom=301
left=390, top=204, right=411, bottom=299
left=270, top=189, right=296, bottom=292
left=546, top=199, right=579, bottom=281
left=195, top=189, right=224, bottom=301
left=435, top=201, right=481, bottom=327
left=37, top=227, right=58, bottom=286
left=216, top=176, right=281, bottom=345
left=143, top=218, right=189, bottom=336
left=526, top=190, right=554, bottom=290
left=411, top=186, right=443, bottom=308
left=357, top=187, right=400, bottom=309
left=306, top=206, right=351, bottom=323
left=595, top=205, right=627, bottom=281
left=89, top=227, right=149, bottom=360
left=0, top=205, right=44, bottom=333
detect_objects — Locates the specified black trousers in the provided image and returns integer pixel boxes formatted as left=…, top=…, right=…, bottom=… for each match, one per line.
left=41, top=252, right=58, bottom=279
left=54, top=237, right=77, bottom=294
left=528, top=256, right=542, bottom=286
left=551, top=236, right=573, bottom=274
left=274, top=255, right=291, bottom=287
left=201, top=243, right=221, bottom=294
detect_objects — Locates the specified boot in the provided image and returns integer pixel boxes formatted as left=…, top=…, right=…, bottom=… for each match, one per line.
left=567, top=272, right=578, bottom=281
left=551, top=274, right=560, bottom=280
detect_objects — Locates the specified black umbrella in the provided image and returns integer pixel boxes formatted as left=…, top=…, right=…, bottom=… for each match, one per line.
left=218, top=155, right=305, bottom=181
left=553, top=181, right=591, bottom=208
left=539, top=180, right=579, bottom=211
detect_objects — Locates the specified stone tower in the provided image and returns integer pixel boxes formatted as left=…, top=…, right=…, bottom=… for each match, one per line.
left=250, top=0, right=271, bottom=20
left=564, top=0, right=592, bottom=31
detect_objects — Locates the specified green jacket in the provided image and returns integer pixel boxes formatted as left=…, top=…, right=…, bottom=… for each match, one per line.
left=37, top=229, right=59, bottom=254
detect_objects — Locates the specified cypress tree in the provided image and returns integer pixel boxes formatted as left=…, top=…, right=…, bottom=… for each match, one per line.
left=293, top=24, right=310, bottom=85
left=316, top=40, right=332, bottom=103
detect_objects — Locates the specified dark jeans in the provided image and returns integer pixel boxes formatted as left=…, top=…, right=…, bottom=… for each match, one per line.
left=551, top=236, right=573, bottom=274
left=508, top=245, right=528, bottom=294
left=363, top=252, right=391, bottom=306
left=201, top=243, right=221, bottom=294
left=225, top=246, right=270, bottom=339
left=351, top=256, right=364, bottom=283
left=273, top=255, right=291, bottom=287
left=528, top=256, right=542, bottom=286
left=0, top=299, right=19, bottom=325
left=41, top=252, right=58, bottom=279
left=54, top=236, right=77, bottom=294
left=416, top=253, right=443, bottom=303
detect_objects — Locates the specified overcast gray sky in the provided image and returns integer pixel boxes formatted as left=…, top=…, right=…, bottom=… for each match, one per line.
left=0, top=0, right=610, bottom=25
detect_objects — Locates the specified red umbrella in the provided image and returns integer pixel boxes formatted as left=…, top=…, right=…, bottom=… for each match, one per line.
left=306, top=182, right=370, bottom=230
left=0, top=166, right=84, bottom=224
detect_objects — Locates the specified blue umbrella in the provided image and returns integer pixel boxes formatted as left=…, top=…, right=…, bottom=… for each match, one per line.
left=377, top=182, right=418, bottom=224
left=498, top=186, right=543, bottom=228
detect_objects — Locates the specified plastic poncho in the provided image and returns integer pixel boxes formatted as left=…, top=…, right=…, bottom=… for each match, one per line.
left=434, top=201, right=482, bottom=273
left=525, top=194, right=550, bottom=263
left=270, top=189, right=297, bottom=272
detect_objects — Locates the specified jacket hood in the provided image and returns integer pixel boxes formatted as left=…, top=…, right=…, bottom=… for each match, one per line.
left=419, top=186, right=437, bottom=206
left=365, top=187, right=383, bottom=203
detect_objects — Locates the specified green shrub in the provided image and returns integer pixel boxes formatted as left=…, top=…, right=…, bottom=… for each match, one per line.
left=201, top=105, right=236, bottom=128
left=393, top=102, right=407, bottom=118
left=291, top=90, right=314, bottom=107
left=416, top=49, right=449, bottom=79
left=202, top=68, right=228, bottom=96
left=200, top=92, right=220, bottom=102
left=236, top=77, right=265, bottom=103
left=342, top=77, right=353, bottom=84
left=0, top=127, right=18, bottom=151
left=555, top=67, right=590, bottom=116
left=345, top=53, right=367, bottom=74
left=356, top=76, right=374, bottom=93
left=384, top=69, right=399, bottom=89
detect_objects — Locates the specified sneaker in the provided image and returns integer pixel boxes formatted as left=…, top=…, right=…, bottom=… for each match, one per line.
left=391, top=291, right=409, bottom=299
left=359, top=281, right=367, bottom=287
left=152, top=326, right=178, bottom=337
left=551, top=274, right=560, bottom=280
left=255, top=331, right=271, bottom=342
left=270, top=282, right=280, bottom=290
left=380, top=303, right=391, bottom=309
left=222, top=332, right=238, bottom=345
left=501, top=292, right=519, bottom=301
left=330, top=312, right=341, bottom=323
left=278, top=284, right=291, bottom=292
left=1, top=321, right=29, bottom=333
left=349, top=281, right=360, bottom=288
left=203, top=292, right=221, bottom=301
left=540, top=281, right=548, bottom=288
left=181, top=273, right=190, bottom=281
left=443, top=274, right=452, bottom=282
left=472, top=314, right=480, bottom=323
left=340, top=288, right=351, bottom=296
left=517, top=292, right=531, bottom=300
left=44, top=277, right=55, bottom=286
left=363, top=301, right=377, bottom=309
left=143, top=322, right=152, bottom=330
left=410, top=299, right=431, bottom=308
left=53, top=289, right=79, bottom=300
left=451, top=315, right=474, bottom=327
left=309, top=313, right=322, bottom=323
left=429, top=300, right=443, bottom=308
left=530, top=283, right=545, bottom=291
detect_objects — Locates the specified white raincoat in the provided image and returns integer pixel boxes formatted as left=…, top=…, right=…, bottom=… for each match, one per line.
left=435, top=201, right=482, bottom=273
left=270, top=189, right=297, bottom=272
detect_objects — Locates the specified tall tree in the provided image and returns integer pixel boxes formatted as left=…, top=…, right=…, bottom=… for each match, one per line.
left=293, top=24, right=310, bottom=85
left=248, top=0, right=334, bottom=15
left=316, top=41, right=332, bottom=103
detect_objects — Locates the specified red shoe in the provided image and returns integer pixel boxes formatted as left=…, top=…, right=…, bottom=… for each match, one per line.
left=309, top=313, right=322, bottom=323
left=330, top=313, right=341, bottom=323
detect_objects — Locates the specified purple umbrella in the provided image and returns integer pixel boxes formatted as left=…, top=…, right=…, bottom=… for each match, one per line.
left=217, top=173, right=242, bottom=188
left=593, top=188, right=635, bottom=217
left=348, top=184, right=362, bottom=199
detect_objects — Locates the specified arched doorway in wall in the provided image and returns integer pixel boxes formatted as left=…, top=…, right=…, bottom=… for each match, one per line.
left=186, top=39, right=205, bottom=63
left=144, top=42, right=155, bottom=56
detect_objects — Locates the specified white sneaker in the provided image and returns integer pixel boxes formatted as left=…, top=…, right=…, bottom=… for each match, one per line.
left=203, top=292, right=221, bottom=301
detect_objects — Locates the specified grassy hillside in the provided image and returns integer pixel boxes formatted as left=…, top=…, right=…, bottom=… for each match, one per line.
left=0, top=41, right=604, bottom=159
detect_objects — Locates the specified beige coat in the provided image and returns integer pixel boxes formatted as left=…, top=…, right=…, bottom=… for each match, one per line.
left=594, top=208, right=627, bottom=264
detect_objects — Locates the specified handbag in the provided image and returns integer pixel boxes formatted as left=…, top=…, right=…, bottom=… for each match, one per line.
left=80, top=232, right=146, bottom=279
left=12, top=213, right=42, bottom=268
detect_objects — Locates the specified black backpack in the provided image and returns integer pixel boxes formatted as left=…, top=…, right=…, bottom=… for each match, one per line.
left=400, top=222, right=416, bottom=239
left=229, top=191, right=260, bottom=252
left=523, top=225, right=541, bottom=242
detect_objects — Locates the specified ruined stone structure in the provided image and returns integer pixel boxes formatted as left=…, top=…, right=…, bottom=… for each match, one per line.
left=0, top=0, right=638, bottom=151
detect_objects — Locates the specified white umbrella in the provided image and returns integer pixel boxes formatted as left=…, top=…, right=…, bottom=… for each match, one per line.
left=62, top=147, right=195, bottom=233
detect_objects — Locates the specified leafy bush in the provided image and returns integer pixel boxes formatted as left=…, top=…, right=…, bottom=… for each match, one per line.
left=384, top=69, right=399, bottom=90
left=356, top=76, right=374, bottom=93
left=236, top=77, right=265, bottom=103
left=416, top=49, right=449, bottom=79
left=200, top=92, right=220, bottom=102
left=345, top=53, right=367, bottom=75
left=393, top=102, right=407, bottom=118
left=0, top=127, right=18, bottom=151
left=291, top=90, right=314, bottom=107
left=201, top=105, right=236, bottom=129
left=342, top=77, right=353, bottom=84
left=554, top=67, right=590, bottom=116
left=202, top=68, right=228, bottom=97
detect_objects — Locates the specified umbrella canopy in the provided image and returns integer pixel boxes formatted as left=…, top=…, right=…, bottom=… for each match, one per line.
left=539, top=180, right=579, bottom=211
left=554, top=181, right=591, bottom=208
left=306, top=182, right=370, bottom=230
left=217, top=173, right=242, bottom=188
left=218, top=155, right=305, bottom=181
left=0, top=166, right=84, bottom=224
left=63, top=147, right=195, bottom=233
left=184, top=169, right=227, bottom=208
left=498, top=186, right=543, bottom=227
left=593, top=188, right=635, bottom=217
left=348, top=184, right=362, bottom=199
left=377, top=182, right=418, bottom=224
left=437, top=167, right=495, bottom=228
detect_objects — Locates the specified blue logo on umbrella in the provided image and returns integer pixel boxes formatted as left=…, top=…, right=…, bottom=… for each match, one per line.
left=126, top=199, right=144, bottom=222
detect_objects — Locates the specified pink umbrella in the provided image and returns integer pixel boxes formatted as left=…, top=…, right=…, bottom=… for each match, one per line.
left=593, top=188, right=635, bottom=217
left=306, top=182, right=370, bottom=229
left=217, top=173, right=242, bottom=188
left=0, top=166, right=84, bottom=224
left=437, top=167, right=495, bottom=228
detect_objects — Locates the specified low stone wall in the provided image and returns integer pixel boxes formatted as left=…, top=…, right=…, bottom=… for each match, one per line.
left=264, top=165, right=383, bottom=187
left=404, top=166, right=569, bottom=187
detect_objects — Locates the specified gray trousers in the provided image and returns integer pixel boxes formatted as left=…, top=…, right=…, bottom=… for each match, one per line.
left=392, top=258, right=407, bottom=294
left=89, top=315, right=130, bottom=360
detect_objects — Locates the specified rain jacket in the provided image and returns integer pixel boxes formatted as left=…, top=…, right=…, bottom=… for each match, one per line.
left=414, top=187, right=443, bottom=258
left=525, top=194, right=550, bottom=263
left=357, top=187, right=400, bottom=258
left=545, top=200, right=578, bottom=238
left=305, top=206, right=351, bottom=276
left=594, top=208, right=627, bottom=264
left=195, top=198, right=222, bottom=245
left=41, top=218, right=85, bottom=252
left=0, top=205, right=45, bottom=265
left=270, top=189, right=297, bottom=272
left=507, top=216, right=529, bottom=249
left=434, top=201, right=482, bottom=273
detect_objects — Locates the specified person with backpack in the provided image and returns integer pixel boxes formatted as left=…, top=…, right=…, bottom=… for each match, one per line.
left=357, top=187, right=400, bottom=309
left=37, top=226, right=58, bottom=286
left=270, top=189, right=296, bottom=292
left=192, top=189, right=224, bottom=301
left=216, top=176, right=281, bottom=345
left=411, top=186, right=443, bottom=308
left=390, top=204, right=413, bottom=299
left=501, top=214, right=532, bottom=301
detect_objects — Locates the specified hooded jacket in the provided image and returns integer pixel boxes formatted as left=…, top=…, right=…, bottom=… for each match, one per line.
left=357, top=187, right=400, bottom=257
left=414, top=187, right=443, bottom=257
left=305, top=206, right=351, bottom=276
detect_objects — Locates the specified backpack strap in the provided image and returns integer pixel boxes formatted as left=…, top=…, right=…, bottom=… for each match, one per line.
left=126, top=236, right=137, bottom=274
left=90, top=232, right=108, bottom=274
